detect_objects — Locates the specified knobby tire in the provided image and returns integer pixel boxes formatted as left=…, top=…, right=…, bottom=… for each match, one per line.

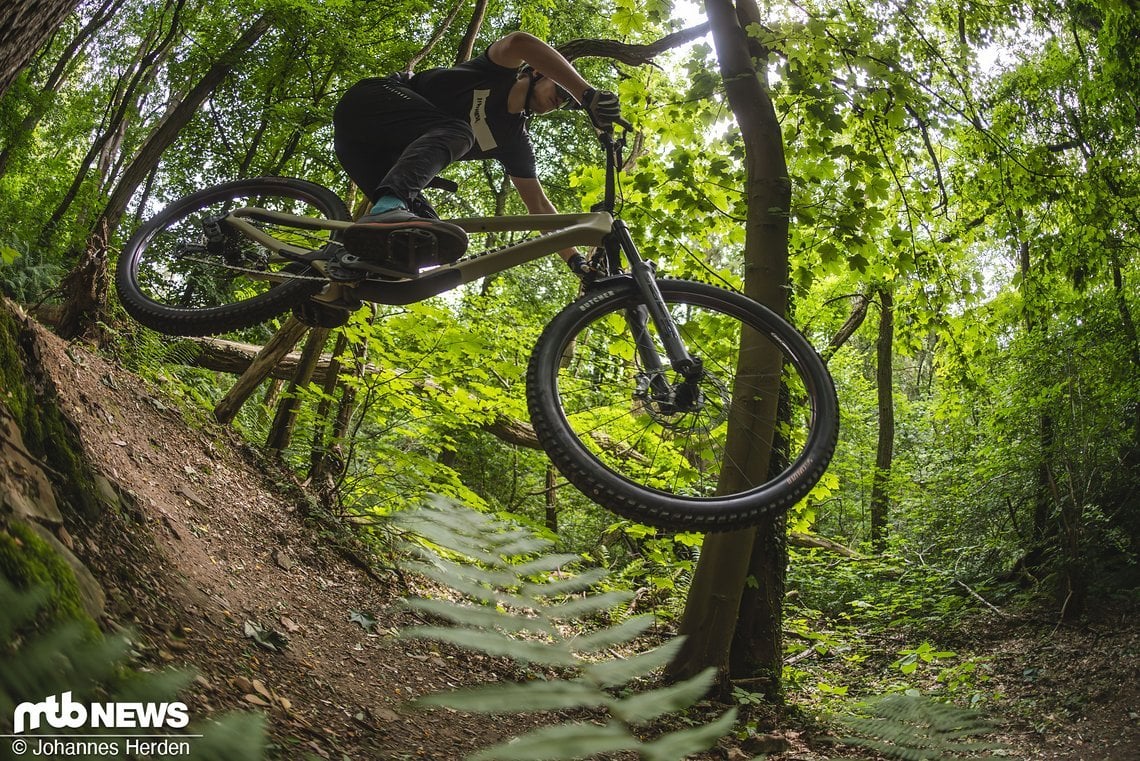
left=116, top=177, right=348, bottom=336
left=527, top=278, right=838, bottom=532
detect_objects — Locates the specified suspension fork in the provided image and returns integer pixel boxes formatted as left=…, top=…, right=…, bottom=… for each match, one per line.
left=612, top=220, right=703, bottom=383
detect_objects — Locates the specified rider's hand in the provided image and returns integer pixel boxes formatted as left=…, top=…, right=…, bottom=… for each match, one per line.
left=582, top=88, right=622, bottom=132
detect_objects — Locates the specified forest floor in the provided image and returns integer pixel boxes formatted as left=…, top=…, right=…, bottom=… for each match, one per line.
left=23, top=312, right=1140, bottom=760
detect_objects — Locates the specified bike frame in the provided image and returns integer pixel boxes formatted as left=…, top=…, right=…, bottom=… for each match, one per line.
left=223, top=207, right=612, bottom=305
left=220, top=130, right=699, bottom=379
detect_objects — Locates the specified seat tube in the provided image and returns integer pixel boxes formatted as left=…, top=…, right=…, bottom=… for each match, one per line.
left=615, top=221, right=698, bottom=375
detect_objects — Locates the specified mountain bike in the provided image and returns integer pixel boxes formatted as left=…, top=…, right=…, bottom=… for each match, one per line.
left=116, top=127, right=839, bottom=531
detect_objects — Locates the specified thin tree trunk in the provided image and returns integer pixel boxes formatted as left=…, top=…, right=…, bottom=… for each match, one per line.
left=455, top=0, right=489, bottom=64
left=267, top=326, right=330, bottom=451
left=667, top=0, right=791, bottom=696
left=545, top=465, right=558, bottom=533
left=95, top=12, right=273, bottom=236
left=0, top=0, right=125, bottom=178
left=821, top=292, right=871, bottom=364
left=869, top=286, right=895, bottom=551
left=405, top=0, right=466, bottom=74
left=37, top=0, right=187, bottom=250
left=57, top=12, right=273, bottom=339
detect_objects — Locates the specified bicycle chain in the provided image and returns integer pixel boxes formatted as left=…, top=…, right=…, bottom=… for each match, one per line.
left=180, top=230, right=553, bottom=284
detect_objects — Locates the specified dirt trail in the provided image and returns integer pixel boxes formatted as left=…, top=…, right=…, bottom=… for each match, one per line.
left=27, top=317, right=515, bottom=760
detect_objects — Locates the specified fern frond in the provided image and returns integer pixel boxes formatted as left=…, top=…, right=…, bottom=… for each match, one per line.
left=402, top=625, right=578, bottom=667
left=838, top=694, right=1006, bottom=760
left=582, top=638, right=686, bottom=688
left=0, top=577, right=266, bottom=758
left=545, top=590, right=633, bottom=619
left=404, top=597, right=558, bottom=636
left=607, top=667, right=717, bottom=724
left=569, top=613, right=655, bottom=654
left=395, top=498, right=741, bottom=761
left=415, top=679, right=609, bottom=713
left=467, top=721, right=641, bottom=761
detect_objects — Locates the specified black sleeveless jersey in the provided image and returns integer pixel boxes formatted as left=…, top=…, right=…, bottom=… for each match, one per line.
left=409, top=53, right=537, bottom=178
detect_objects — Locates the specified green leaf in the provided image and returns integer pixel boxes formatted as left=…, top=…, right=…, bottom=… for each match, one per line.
left=583, top=637, right=686, bottom=688
left=348, top=610, right=378, bottom=630
left=607, top=667, right=716, bottom=724
left=545, top=591, right=633, bottom=620
left=242, top=621, right=288, bottom=651
left=402, top=626, right=578, bottom=667
left=570, top=614, right=655, bottom=654
left=640, top=708, right=739, bottom=761
left=469, top=721, right=640, bottom=761
left=404, top=598, right=556, bottom=636
left=415, top=679, right=608, bottom=713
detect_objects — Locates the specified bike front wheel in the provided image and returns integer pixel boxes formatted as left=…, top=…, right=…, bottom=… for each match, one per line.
left=116, top=177, right=349, bottom=336
left=527, top=278, right=838, bottom=532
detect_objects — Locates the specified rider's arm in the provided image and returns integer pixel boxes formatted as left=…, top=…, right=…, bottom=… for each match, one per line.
left=511, top=175, right=579, bottom=262
left=488, top=32, right=591, bottom=104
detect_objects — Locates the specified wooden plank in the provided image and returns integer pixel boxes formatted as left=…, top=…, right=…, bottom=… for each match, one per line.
left=213, top=317, right=309, bottom=424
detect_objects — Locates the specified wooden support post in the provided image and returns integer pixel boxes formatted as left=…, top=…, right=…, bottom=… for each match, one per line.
left=213, top=316, right=309, bottom=424
left=266, top=326, right=330, bottom=451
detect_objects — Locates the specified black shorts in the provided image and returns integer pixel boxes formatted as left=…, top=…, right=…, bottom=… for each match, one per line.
left=333, top=76, right=474, bottom=202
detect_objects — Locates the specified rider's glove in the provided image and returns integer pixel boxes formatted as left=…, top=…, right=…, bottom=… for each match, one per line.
left=566, top=253, right=598, bottom=281
left=582, top=88, right=622, bottom=132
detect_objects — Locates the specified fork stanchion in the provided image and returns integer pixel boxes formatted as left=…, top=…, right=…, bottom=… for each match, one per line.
left=266, top=326, right=330, bottom=451
left=213, top=316, right=310, bottom=424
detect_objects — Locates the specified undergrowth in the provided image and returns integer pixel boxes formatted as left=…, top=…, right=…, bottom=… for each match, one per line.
left=394, top=498, right=1006, bottom=760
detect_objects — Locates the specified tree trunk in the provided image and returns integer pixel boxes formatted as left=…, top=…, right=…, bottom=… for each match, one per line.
left=94, top=12, right=273, bottom=237
left=869, top=286, right=895, bottom=551
left=0, top=0, right=82, bottom=98
left=667, top=0, right=791, bottom=695
left=37, top=0, right=187, bottom=251
left=309, top=331, right=350, bottom=482
left=821, top=292, right=871, bottom=364
left=0, top=0, right=125, bottom=178
left=455, top=0, right=489, bottom=65
left=729, top=511, right=786, bottom=699
left=545, top=465, right=558, bottom=533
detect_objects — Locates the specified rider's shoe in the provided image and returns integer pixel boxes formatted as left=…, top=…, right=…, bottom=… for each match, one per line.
left=339, top=208, right=467, bottom=276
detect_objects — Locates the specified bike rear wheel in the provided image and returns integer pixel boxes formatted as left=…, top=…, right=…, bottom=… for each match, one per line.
left=527, top=278, right=838, bottom=532
left=116, top=177, right=349, bottom=336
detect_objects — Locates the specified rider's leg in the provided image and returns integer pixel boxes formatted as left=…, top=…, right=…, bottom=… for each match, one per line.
left=333, top=78, right=470, bottom=270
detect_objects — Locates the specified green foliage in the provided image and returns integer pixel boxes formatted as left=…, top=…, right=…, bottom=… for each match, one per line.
left=0, top=575, right=267, bottom=758
left=395, top=497, right=738, bottom=761
left=0, top=523, right=96, bottom=637
left=0, top=240, right=63, bottom=303
left=837, top=693, right=1005, bottom=760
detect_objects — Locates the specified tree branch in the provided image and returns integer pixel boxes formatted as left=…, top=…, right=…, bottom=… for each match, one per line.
left=557, top=22, right=710, bottom=65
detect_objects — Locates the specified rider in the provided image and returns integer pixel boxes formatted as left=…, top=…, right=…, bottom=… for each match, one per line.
left=332, top=31, right=622, bottom=277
